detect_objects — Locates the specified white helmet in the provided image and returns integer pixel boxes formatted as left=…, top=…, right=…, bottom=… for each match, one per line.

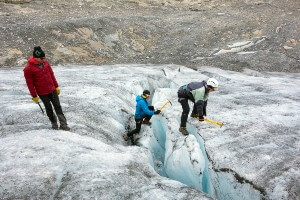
left=207, top=78, right=219, bottom=90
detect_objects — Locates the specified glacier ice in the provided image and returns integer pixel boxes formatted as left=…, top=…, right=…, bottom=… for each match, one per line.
left=0, top=64, right=299, bottom=199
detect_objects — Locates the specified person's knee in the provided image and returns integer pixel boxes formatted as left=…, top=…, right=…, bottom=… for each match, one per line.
left=53, top=105, right=63, bottom=113
left=183, top=107, right=190, bottom=114
left=44, top=105, right=53, bottom=112
left=55, top=105, right=62, bottom=111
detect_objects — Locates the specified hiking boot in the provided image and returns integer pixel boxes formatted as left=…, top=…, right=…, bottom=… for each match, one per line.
left=142, top=120, right=152, bottom=126
left=60, top=125, right=70, bottom=131
left=179, top=127, right=189, bottom=135
left=52, top=122, right=59, bottom=130
left=190, top=113, right=199, bottom=118
left=123, top=133, right=129, bottom=141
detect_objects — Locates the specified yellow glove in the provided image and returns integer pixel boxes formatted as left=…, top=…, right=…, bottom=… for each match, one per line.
left=32, top=96, right=39, bottom=104
left=56, top=87, right=60, bottom=95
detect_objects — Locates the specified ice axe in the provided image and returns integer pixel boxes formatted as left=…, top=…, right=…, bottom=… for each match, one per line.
left=204, top=118, right=223, bottom=127
left=159, top=100, right=172, bottom=110
left=37, top=102, right=45, bottom=115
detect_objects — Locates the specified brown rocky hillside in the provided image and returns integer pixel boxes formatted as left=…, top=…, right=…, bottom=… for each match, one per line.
left=0, top=0, right=299, bottom=72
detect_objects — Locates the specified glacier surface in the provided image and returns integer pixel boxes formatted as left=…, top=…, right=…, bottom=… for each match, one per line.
left=0, top=64, right=299, bottom=200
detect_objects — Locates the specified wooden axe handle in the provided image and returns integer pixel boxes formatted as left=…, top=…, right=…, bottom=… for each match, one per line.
left=204, top=119, right=223, bottom=127
left=160, top=101, right=170, bottom=110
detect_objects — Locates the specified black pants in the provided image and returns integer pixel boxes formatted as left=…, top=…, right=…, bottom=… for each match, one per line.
left=178, top=97, right=197, bottom=128
left=127, top=115, right=152, bottom=137
left=127, top=106, right=154, bottom=137
left=39, top=91, right=67, bottom=126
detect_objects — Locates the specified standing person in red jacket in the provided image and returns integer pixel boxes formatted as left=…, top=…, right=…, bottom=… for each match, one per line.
left=24, top=46, right=70, bottom=131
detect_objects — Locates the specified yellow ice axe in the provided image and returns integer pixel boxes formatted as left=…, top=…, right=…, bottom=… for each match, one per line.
left=159, top=100, right=172, bottom=110
left=204, top=118, right=224, bottom=127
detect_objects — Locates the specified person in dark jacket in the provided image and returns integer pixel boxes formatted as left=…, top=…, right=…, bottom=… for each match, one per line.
left=177, top=78, right=219, bottom=135
left=24, top=46, right=70, bottom=131
left=123, top=90, right=161, bottom=141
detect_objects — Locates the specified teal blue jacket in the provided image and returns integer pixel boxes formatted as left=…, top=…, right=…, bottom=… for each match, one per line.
left=134, top=95, right=154, bottom=120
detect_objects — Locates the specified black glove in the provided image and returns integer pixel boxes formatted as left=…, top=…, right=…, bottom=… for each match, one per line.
left=154, top=110, right=161, bottom=115
left=198, top=116, right=204, bottom=121
left=148, top=106, right=154, bottom=111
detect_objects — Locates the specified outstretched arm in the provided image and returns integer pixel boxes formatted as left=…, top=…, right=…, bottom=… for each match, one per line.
left=195, top=100, right=205, bottom=116
left=203, top=100, right=207, bottom=116
left=141, top=101, right=155, bottom=115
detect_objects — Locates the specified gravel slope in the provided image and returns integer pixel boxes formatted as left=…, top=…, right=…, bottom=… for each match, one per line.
left=0, top=0, right=299, bottom=72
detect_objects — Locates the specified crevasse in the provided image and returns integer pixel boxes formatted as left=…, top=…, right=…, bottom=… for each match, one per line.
left=137, top=115, right=262, bottom=200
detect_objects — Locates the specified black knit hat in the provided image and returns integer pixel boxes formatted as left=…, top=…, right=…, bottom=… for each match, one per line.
left=143, top=90, right=150, bottom=96
left=33, top=46, right=45, bottom=58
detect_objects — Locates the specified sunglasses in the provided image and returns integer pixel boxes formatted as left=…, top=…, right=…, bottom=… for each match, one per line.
left=143, top=94, right=150, bottom=98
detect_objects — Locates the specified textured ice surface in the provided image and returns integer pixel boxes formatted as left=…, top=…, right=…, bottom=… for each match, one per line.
left=0, top=64, right=299, bottom=199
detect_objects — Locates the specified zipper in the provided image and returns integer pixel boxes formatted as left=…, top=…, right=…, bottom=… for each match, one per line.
left=40, top=64, right=52, bottom=93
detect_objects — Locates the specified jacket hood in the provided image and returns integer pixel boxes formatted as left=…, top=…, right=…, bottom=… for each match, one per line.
left=28, top=56, right=40, bottom=64
left=136, top=95, right=145, bottom=102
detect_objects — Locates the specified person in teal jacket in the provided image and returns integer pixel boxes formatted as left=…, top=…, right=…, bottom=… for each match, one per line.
left=177, top=78, right=219, bottom=135
left=123, top=90, right=161, bottom=141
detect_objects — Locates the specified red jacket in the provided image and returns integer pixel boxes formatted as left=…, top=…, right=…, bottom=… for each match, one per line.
left=24, top=57, right=58, bottom=97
